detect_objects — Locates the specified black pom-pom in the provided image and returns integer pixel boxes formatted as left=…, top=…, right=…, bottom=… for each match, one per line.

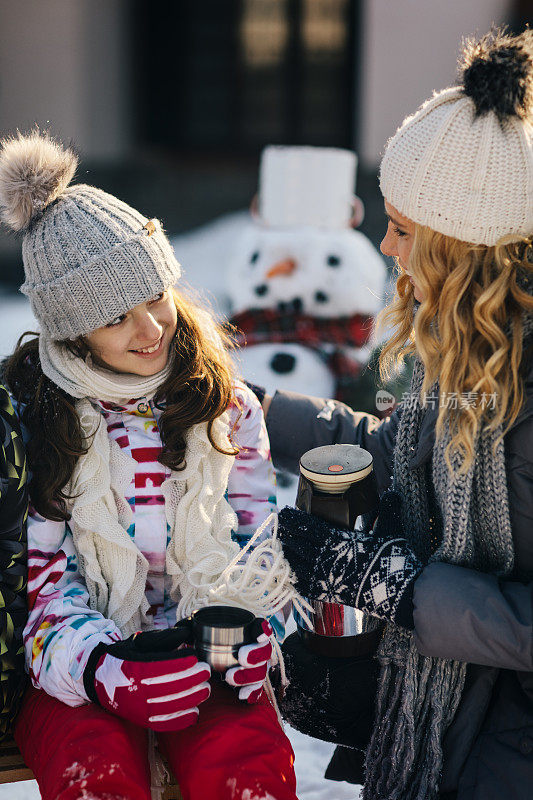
left=460, top=28, right=533, bottom=122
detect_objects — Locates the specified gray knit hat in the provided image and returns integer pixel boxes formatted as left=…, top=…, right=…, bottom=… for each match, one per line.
left=380, top=29, right=533, bottom=246
left=0, top=132, right=181, bottom=339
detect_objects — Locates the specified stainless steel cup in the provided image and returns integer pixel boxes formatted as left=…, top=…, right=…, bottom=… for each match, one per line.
left=191, top=605, right=256, bottom=672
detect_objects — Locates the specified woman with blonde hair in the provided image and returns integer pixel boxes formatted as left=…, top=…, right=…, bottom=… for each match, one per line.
left=264, top=28, right=533, bottom=800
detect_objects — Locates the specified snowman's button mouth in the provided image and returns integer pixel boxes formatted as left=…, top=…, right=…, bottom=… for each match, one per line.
left=277, top=298, right=303, bottom=314
left=255, top=284, right=268, bottom=296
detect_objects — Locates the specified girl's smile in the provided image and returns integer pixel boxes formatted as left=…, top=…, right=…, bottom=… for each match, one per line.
left=84, top=290, right=178, bottom=376
left=130, top=335, right=163, bottom=356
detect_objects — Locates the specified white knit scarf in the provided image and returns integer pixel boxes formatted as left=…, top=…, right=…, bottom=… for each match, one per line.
left=39, top=337, right=244, bottom=636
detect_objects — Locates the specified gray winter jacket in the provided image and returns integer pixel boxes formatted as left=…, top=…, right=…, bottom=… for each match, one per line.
left=265, top=357, right=533, bottom=800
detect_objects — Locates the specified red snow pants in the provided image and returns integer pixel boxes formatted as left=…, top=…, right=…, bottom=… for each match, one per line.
left=15, top=683, right=298, bottom=800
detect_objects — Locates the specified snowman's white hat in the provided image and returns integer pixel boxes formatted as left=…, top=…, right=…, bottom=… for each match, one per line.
left=258, top=145, right=358, bottom=230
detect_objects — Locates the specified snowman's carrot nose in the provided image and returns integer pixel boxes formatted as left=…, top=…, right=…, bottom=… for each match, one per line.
left=265, top=258, right=297, bottom=279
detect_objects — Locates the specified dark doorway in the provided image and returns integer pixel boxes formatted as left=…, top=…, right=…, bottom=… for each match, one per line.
left=131, top=0, right=361, bottom=155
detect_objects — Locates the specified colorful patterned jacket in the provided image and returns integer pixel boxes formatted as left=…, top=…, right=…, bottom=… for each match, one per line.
left=0, top=384, right=27, bottom=738
left=24, top=381, right=279, bottom=707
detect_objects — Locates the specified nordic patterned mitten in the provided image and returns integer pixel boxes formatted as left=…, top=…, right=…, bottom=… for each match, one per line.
left=277, top=491, right=422, bottom=630
left=224, top=617, right=273, bottom=704
left=83, top=624, right=211, bottom=732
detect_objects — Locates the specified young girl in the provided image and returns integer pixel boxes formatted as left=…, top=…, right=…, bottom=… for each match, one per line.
left=1, top=131, right=298, bottom=800
left=265, top=28, right=533, bottom=800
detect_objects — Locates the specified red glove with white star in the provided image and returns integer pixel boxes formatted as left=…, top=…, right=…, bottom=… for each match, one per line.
left=224, top=618, right=273, bottom=703
left=83, top=625, right=211, bottom=732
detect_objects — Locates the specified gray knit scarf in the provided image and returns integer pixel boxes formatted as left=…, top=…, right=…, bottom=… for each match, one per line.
left=363, top=296, right=533, bottom=799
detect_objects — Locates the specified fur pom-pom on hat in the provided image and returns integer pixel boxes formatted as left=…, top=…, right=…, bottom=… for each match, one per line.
left=0, top=131, right=77, bottom=231
left=460, top=27, right=533, bottom=122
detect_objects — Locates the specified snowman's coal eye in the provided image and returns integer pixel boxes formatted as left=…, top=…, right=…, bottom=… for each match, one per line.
left=270, top=353, right=296, bottom=374
left=327, top=255, right=341, bottom=267
left=250, top=251, right=260, bottom=265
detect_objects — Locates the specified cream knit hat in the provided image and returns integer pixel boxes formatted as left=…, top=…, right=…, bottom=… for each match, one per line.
left=0, top=132, right=181, bottom=339
left=380, top=29, right=533, bottom=246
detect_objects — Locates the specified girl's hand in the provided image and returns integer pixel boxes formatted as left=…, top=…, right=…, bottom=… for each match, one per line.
left=224, top=618, right=273, bottom=703
left=83, top=628, right=211, bottom=731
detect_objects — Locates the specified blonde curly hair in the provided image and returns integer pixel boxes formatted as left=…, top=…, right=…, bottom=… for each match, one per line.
left=377, top=227, right=533, bottom=473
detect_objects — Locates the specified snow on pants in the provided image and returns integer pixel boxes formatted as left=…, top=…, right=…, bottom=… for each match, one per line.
left=15, top=682, right=298, bottom=800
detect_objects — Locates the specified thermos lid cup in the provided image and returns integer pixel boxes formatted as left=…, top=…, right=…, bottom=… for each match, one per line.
left=300, top=444, right=373, bottom=494
left=191, top=605, right=255, bottom=647
left=191, top=605, right=256, bottom=672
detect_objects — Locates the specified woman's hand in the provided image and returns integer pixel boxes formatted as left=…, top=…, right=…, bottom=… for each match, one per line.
left=224, top=618, right=273, bottom=703
left=83, top=626, right=211, bottom=731
left=277, top=492, right=422, bottom=630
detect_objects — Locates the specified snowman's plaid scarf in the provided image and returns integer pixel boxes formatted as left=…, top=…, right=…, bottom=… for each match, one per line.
left=229, top=308, right=373, bottom=350
left=228, top=308, right=374, bottom=402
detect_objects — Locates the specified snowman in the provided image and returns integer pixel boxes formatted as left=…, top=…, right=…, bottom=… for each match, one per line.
left=227, top=146, right=387, bottom=503
left=228, top=146, right=387, bottom=402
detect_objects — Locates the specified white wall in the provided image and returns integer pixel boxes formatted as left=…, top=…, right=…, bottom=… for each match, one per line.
left=359, top=0, right=511, bottom=166
left=0, top=0, right=131, bottom=160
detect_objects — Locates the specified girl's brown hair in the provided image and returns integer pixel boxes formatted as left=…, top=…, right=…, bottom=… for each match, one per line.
left=377, top=227, right=533, bottom=473
left=4, top=288, right=239, bottom=521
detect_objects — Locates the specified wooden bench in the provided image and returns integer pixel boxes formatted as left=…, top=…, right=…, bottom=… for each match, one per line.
left=0, top=737, right=182, bottom=798
left=0, top=737, right=33, bottom=784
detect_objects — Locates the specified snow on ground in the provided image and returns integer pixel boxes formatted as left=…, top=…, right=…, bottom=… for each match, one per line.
left=0, top=272, right=360, bottom=798
left=287, top=725, right=359, bottom=800
left=0, top=292, right=38, bottom=357
left=0, top=779, right=40, bottom=799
